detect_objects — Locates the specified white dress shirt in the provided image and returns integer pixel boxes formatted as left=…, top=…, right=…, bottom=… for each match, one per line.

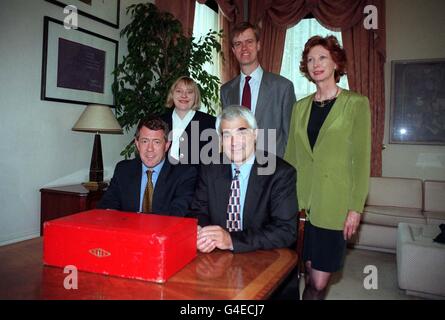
left=239, top=65, right=264, bottom=115
left=138, top=159, right=165, bottom=212
left=170, top=109, right=196, bottom=160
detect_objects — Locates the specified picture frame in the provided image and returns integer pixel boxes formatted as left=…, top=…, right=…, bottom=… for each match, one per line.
left=390, top=59, right=445, bottom=145
left=41, top=16, right=118, bottom=106
left=45, top=0, right=120, bottom=28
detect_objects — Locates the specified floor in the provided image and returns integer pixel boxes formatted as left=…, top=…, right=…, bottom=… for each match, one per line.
left=272, top=248, right=424, bottom=300
left=322, top=248, right=422, bottom=300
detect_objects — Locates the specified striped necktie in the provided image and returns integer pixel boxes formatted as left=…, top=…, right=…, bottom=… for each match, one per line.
left=226, top=168, right=241, bottom=232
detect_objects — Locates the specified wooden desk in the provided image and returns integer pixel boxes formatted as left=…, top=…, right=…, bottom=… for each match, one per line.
left=40, top=184, right=105, bottom=235
left=0, top=238, right=297, bottom=300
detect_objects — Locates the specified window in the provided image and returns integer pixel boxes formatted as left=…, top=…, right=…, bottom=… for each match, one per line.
left=280, top=18, right=349, bottom=101
left=192, top=1, right=220, bottom=112
left=192, top=2, right=220, bottom=82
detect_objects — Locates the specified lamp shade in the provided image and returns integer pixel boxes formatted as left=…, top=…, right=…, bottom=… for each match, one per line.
left=72, top=104, right=123, bottom=134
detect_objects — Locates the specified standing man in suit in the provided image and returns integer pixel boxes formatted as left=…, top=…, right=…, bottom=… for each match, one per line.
left=189, top=106, right=297, bottom=253
left=220, top=22, right=296, bottom=158
left=97, top=117, right=197, bottom=216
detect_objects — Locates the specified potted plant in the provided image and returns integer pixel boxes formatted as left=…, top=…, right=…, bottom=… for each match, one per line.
left=113, top=2, right=222, bottom=158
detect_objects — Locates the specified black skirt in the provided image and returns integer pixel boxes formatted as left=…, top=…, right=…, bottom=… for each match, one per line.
left=302, top=220, right=347, bottom=273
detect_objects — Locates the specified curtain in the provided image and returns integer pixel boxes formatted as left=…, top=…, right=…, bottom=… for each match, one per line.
left=215, top=0, right=245, bottom=83
left=155, top=0, right=203, bottom=36
left=342, top=1, right=386, bottom=177
left=219, top=14, right=240, bottom=83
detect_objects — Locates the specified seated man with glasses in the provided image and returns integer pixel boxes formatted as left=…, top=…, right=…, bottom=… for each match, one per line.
left=188, top=105, right=298, bottom=253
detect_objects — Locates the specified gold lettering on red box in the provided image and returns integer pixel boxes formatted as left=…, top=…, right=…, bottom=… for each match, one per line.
left=89, top=248, right=111, bottom=258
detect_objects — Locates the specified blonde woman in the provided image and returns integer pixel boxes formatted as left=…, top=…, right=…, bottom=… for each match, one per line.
left=162, top=76, right=216, bottom=165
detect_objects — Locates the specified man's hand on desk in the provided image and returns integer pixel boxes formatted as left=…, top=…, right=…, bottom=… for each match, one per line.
left=197, top=225, right=233, bottom=253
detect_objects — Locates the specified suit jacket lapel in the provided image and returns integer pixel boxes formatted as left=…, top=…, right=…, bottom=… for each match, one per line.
left=213, top=163, right=232, bottom=226
left=242, top=155, right=267, bottom=227
left=299, top=94, right=315, bottom=157
left=152, top=159, right=171, bottom=209
left=129, top=157, right=143, bottom=212
left=184, top=110, right=199, bottom=136
left=255, top=72, right=271, bottom=124
left=229, top=76, right=241, bottom=105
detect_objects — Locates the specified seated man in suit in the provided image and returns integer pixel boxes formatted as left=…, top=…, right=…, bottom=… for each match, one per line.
left=189, top=106, right=298, bottom=253
left=97, top=117, right=198, bottom=216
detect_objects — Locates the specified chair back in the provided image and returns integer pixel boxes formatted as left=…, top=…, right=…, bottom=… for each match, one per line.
left=296, top=210, right=307, bottom=277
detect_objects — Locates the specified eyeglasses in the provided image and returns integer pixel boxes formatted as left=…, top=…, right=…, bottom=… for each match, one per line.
left=232, top=39, right=256, bottom=49
left=221, top=128, right=254, bottom=139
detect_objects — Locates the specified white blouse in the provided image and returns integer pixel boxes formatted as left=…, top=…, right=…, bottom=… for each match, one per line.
left=170, top=109, right=196, bottom=160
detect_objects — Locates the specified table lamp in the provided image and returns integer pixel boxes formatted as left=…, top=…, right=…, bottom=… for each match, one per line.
left=72, top=104, right=123, bottom=190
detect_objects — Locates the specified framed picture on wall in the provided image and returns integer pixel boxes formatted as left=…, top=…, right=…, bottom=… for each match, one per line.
left=390, top=59, right=445, bottom=145
left=41, top=16, right=118, bottom=106
left=45, top=0, right=120, bottom=28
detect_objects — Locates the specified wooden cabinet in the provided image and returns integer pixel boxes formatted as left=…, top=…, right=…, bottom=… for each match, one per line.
left=40, top=184, right=105, bottom=235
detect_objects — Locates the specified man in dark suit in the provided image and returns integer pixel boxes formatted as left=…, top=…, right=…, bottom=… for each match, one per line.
left=97, top=117, right=197, bottom=216
left=189, top=106, right=297, bottom=253
left=220, top=22, right=296, bottom=158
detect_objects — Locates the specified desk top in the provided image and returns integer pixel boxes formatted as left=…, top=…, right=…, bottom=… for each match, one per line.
left=0, top=238, right=297, bottom=300
left=40, top=183, right=106, bottom=195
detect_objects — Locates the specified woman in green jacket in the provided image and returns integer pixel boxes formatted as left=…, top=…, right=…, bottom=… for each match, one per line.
left=284, top=35, right=371, bottom=300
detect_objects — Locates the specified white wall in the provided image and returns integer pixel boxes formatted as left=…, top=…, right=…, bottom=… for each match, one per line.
left=383, top=0, right=445, bottom=179
left=0, top=0, right=147, bottom=245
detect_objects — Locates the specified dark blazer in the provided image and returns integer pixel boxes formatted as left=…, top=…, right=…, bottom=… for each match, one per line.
left=161, top=109, right=217, bottom=165
left=189, top=152, right=298, bottom=253
left=220, top=71, right=296, bottom=158
left=97, top=157, right=198, bottom=216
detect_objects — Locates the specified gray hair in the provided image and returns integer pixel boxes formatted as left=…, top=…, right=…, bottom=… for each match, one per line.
left=216, top=105, right=258, bottom=134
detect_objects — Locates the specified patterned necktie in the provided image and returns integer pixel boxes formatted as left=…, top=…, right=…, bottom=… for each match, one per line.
left=226, top=168, right=241, bottom=232
left=241, top=76, right=251, bottom=109
left=142, top=169, right=154, bottom=213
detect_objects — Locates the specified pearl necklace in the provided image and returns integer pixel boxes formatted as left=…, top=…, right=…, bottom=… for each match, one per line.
left=314, top=87, right=339, bottom=108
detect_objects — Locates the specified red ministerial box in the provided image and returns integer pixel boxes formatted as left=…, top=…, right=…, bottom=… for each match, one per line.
left=43, top=209, right=197, bottom=283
